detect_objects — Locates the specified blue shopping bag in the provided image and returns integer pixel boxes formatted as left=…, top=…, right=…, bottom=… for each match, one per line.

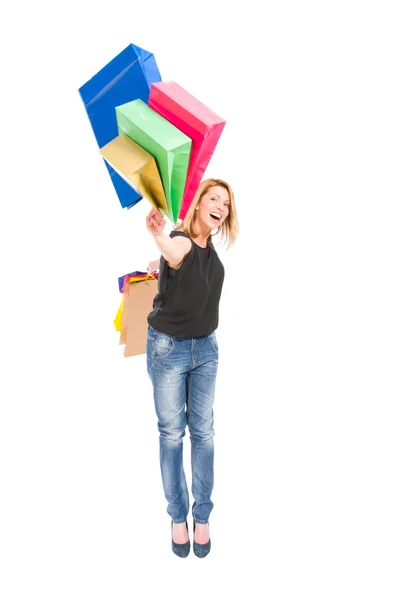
left=78, top=43, right=162, bottom=209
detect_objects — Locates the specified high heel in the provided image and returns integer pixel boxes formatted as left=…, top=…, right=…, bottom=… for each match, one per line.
left=171, top=521, right=190, bottom=558
left=193, top=521, right=211, bottom=558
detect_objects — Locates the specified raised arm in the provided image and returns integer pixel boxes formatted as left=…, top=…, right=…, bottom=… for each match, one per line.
left=146, top=209, right=192, bottom=265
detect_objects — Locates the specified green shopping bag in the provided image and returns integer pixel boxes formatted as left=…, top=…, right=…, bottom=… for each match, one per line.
left=116, top=99, right=192, bottom=223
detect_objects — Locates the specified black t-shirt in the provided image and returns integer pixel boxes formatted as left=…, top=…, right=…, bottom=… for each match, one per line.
left=147, top=230, right=225, bottom=338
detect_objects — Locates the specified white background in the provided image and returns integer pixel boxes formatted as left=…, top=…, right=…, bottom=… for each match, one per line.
left=1, top=1, right=397, bottom=598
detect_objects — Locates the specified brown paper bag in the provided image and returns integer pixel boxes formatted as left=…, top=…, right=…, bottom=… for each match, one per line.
left=119, top=278, right=158, bottom=357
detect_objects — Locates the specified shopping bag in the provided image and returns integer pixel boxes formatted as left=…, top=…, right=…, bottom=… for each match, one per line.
left=118, top=270, right=145, bottom=293
left=117, top=271, right=159, bottom=293
left=78, top=42, right=162, bottom=209
left=99, top=134, right=168, bottom=215
left=116, top=99, right=192, bottom=223
left=115, top=272, right=150, bottom=333
left=113, top=296, right=124, bottom=332
left=119, top=277, right=159, bottom=357
left=148, top=81, right=226, bottom=219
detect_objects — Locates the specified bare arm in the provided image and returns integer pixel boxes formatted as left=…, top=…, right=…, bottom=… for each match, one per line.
left=146, top=208, right=192, bottom=265
left=152, top=232, right=192, bottom=265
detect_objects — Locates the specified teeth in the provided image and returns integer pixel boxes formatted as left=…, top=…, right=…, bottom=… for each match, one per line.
left=210, top=213, right=221, bottom=220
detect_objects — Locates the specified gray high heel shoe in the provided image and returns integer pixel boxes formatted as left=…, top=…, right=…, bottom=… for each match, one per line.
left=193, top=521, right=211, bottom=558
left=171, top=521, right=190, bottom=558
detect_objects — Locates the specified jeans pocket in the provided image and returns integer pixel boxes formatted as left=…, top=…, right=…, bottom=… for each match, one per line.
left=152, top=332, right=174, bottom=358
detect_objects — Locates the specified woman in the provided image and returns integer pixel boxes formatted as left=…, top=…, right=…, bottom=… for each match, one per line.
left=145, top=178, right=239, bottom=558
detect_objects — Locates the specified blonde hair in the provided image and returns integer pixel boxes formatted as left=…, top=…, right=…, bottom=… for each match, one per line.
left=175, top=178, right=239, bottom=250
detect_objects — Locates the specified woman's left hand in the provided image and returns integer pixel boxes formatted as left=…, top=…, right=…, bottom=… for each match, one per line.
left=147, top=259, right=160, bottom=274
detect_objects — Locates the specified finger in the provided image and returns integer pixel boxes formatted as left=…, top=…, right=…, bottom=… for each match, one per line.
left=146, top=212, right=157, bottom=223
left=153, top=212, right=160, bottom=221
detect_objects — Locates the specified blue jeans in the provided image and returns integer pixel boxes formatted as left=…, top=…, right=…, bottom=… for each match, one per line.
left=146, top=325, right=219, bottom=525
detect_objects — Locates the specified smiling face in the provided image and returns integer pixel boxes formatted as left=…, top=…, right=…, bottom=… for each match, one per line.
left=196, top=185, right=231, bottom=232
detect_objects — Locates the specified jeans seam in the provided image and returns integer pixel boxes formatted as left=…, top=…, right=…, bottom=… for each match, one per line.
left=172, top=519, right=187, bottom=524
left=193, top=519, right=209, bottom=525
left=208, top=337, right=218, bottom=353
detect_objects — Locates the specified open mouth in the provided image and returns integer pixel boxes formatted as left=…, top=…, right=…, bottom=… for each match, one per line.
left=209, top=212, right=222, bottom=224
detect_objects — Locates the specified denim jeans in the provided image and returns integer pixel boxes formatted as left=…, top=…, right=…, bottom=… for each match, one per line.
left=146, top=325, right=219, bottom=525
